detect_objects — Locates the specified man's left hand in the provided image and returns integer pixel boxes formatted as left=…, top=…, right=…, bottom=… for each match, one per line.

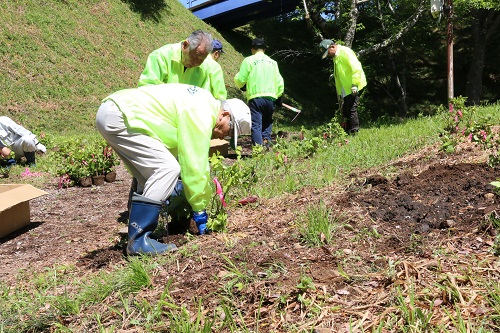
left=191, top=210, right=208, bottom=235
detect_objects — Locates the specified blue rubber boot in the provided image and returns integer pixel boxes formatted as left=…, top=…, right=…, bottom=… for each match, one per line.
left=127, top=193, right=177, bottom=255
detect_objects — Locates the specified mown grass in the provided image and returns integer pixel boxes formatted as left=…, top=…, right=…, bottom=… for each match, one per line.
left=0, top=0, right=243, bottom=136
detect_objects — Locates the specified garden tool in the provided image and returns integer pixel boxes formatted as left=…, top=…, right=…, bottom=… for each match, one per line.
left=282, top=103, right=302, bottom=122
left=213, top=177, right=227, bottom=207
left=127, top=193, right=177, bottom=255
left=164, top=179, right=191, bottom=221
left=160, top=179, right=192, bottom=236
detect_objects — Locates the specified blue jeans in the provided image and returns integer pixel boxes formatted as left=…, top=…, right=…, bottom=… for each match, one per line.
left=248, top=97, right=275, bottom=145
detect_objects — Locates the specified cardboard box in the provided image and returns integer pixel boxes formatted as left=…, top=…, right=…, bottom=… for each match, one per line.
left=0, top=184, right=48, bottom=238
left=209, top=139, right=229, bottom=157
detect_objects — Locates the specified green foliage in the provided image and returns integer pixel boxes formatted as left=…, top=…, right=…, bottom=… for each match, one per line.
left=455, top=0, right=500, bottom=10
left=394, top=285, right=434, bottom=331
left=207, top=148, right=257, bottom=232
left=165, top=301, right=215, bottom=333
left=219, top=253, right=256, bottom=294
left=486, top=211, right=500, bottom=256
left=437, top=97, right=500, bottom=167
left=0, top=0, right=244, bottom=136
left=54, top=137, right=120, bottom=186
left=295, top=274, right=316, bottom=307
left=270, top=118, right=348, bottom=162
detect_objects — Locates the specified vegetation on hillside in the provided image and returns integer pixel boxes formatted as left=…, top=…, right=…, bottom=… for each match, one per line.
left=0, top=0, right=243, bottom=135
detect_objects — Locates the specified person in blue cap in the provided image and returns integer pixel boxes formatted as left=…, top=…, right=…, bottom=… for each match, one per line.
left=202, top=39, right=227, bottom=98
left=211, top=39, right=225, bottom=62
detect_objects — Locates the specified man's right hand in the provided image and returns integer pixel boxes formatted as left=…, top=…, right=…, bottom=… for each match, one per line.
left=351, top=85, right=358, bottom=95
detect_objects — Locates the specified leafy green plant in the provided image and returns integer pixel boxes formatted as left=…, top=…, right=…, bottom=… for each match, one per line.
left=295, top=274, right=316, bottom=307
left=207, top=148, right=257, bottom=232
left=437, top=96, right=475, bottom=153
left=219, top=253, right=255, bottom=294
left=55, top=138, right=120, bottom=186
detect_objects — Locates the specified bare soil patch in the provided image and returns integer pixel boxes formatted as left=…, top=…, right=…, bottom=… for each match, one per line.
left=1, top=139, right=499, bottom=331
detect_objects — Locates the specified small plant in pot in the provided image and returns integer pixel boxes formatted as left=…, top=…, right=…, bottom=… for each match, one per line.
left=89, top=150, right=106, bottom=186
left=56, top=138, right=120, bottom=187
left=103, top=146, right=119, bottom=182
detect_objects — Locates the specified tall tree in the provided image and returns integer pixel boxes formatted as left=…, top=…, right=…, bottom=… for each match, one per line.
left=454, top=0, right=500, bottom=105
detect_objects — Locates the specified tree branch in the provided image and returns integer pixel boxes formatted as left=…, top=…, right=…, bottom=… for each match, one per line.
left=357, top=0, right=427, bottom=58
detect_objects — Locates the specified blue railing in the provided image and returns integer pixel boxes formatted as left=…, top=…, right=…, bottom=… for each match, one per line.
left=183, top=0, right=212, bottom=9
left=179, top=0, right=301, bottom=27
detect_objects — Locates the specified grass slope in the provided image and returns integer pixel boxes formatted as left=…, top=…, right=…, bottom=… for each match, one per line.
left=0, top=0, right=243, bottom=136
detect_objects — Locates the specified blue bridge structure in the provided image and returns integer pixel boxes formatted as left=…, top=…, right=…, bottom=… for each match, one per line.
left=180, top=0, right=301, bottom=28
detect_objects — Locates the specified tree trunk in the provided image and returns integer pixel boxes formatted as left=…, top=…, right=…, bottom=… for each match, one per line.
left=344, top=0, right=359, bottom=48
left=465, top=9, right=499, bottom=105
left=376, top=0, right=407, bottom=117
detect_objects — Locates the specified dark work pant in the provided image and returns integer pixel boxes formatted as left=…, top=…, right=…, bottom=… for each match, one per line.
left=248, top=97, right=275, bottom=145
left=342, top=93, right=360, bottom=133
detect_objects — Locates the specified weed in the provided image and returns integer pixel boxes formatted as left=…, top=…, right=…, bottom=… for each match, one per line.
left=219, top=254, right=255, bottom=295
left=297, top=200, right=340, bottom=247
left=394, top=285, right=434, bottom=331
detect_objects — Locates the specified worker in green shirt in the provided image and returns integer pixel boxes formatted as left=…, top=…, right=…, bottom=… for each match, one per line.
left=320, top=39, right=367, bottom=135
left=234, top=38, right=284, bottom=146
left=198, top=39, right=227, bottom=100
left=138, top=30, right=227, bottom=100
left=96, top=84, right=250, bottom=255
left=131, top=31, right=229, bottom=219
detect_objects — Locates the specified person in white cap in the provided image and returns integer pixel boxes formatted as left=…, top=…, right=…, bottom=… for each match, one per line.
left=320, top=39, right=367, bottom=135
left=96, top=83, right=250, bottom=256
left=0, top=116, right=47, bottom=166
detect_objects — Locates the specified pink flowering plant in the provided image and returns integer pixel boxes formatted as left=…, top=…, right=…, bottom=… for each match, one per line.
left=438, top=96, right=499, bottom=166
left=56, top=138, right=120, bottom=186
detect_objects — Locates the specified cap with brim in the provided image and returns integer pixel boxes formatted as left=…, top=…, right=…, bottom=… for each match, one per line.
left=252, top=38, right=267, bottom=48
left=224, top=99, right=251, bottom=149
left=320, top=39, right=334, bottom=59
left=212, top=39, right=225, bottom=53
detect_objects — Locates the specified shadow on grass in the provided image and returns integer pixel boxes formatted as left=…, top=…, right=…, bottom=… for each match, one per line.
left=121, top=0, right=170, bottom=22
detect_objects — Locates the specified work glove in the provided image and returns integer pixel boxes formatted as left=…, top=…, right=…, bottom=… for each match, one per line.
left=192, top=210, right=208, bottom=235
left=328, top=74, right=334, bottom=87
left=276, top=96, right=283, bottom=107
left=351, top=85, right=358, bottom=96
